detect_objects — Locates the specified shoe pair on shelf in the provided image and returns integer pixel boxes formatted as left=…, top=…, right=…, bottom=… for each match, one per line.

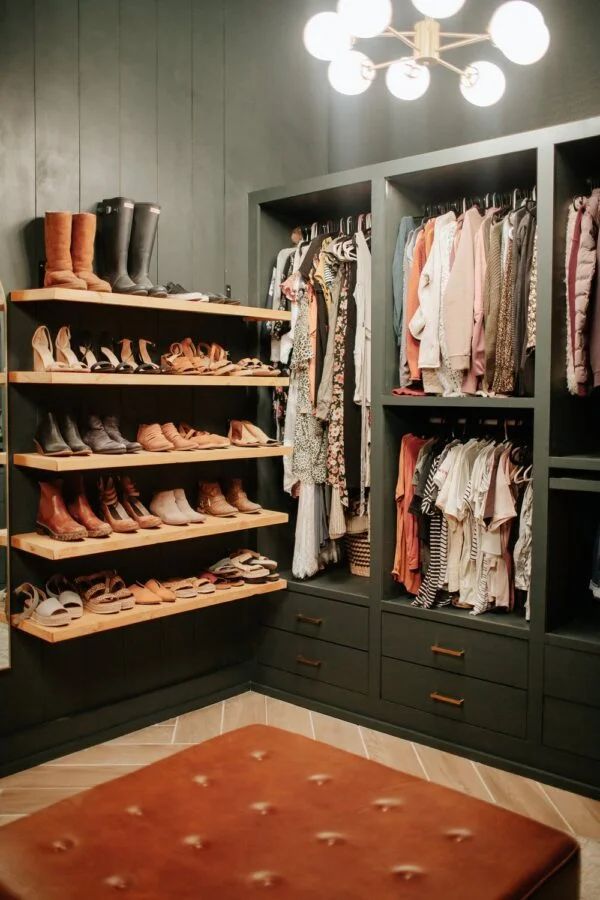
left=137, top=422, right=230, bottom=453
left=99, top=476, right=162, bottom=533
left=32, top=325, right=160, bottom=375
left=228, top=420, right=280, bottom=447
left=43, top=212, right=110, bottom=293
left=35, top=412, right=140, bottom=457
left=149, top=488, right=205, bottom=526
left=164, top=283, right=241, bottom=305
left=37, top=477, right=112, bottom=541
left=197, top=479, right=262, bottom=517
left=97, top=197, right=167, bottom=297
left=162, top=339, right=277, bottom=377
left=208, top=549, right=279, bottom=585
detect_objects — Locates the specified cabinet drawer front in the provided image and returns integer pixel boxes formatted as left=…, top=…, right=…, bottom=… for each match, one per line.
left=257, top=628, right=369, bottom=694
left=261, top=591, right=368, bottom=650
left=382, top=613, right=528, bottom=688
left=382, top=657, right=527, bottom=738
left=545, top=646, right=600, bottom=708
left=543, top=698, right=600, bottom=760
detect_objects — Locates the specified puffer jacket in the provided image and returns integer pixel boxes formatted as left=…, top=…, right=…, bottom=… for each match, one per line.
left=569, top=189, right=600, bottom=395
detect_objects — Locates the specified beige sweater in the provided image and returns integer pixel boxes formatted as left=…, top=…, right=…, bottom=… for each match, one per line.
left=443, top=207, right=484, bottom=370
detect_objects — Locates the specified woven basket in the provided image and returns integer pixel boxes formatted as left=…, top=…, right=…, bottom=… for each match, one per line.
left=345, top=531, right=370, bottom=578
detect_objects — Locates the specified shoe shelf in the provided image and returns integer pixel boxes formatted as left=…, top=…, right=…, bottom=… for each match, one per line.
left=11, top=509, right=288, bottom=561
left=382, top=394, right=535, bottom=409
left=9, top=372, right=289, bottom=388
left=10, top=288, right=292, bottom=323
left=13, top=445, right=292, bottom=473
left=0, top=374, right=6, bottom=385
left=0, top=452, right=6, bottom=466
left=12, top=578, right=287, bottom=644
left=0, top=529, right=7, bottom=547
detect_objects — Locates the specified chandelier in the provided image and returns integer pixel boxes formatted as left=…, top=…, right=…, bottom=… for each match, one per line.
left=303, top=0, right=550, bottom=107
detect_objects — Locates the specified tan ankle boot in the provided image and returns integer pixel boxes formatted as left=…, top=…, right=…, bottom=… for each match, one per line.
left=43, top=212, right=87, bottom=290
left=71, top=213, right=111, bottom=292
left=225, top=478, right=262, bottom=514
left=197, top=481, right=238, bottom=517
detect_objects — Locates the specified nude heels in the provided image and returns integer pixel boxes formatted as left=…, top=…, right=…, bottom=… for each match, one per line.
left=32, top=325, right=73, bottom=373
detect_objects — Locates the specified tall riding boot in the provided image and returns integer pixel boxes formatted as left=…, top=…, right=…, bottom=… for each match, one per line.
left=97, top=197, right=147, bottom=295
left=43, top=212, right=87, bottom=290
left=36, top=480, right=88, bottom=541
left=71, top=213, right=111, bottom=293
left=128, top=202, right=167, bottom=297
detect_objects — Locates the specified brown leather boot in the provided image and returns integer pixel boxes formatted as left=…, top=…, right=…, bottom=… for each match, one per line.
left=36, top=480, right=88, bottom=541
left=120, top=476, right=162, bottom=529
left=98, top=476, right=138, bottom=533
left=66, top=475, right=112, bottom=538
left=225, top=478, right=262, bottom=514
left=43, top=212, right=87, bottom=290
left=71, top=212, right=111, bottom=292
left=197, top=481, right=238, bottom=517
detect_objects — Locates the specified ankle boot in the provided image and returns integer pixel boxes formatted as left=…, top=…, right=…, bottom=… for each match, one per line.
left=71, top=213, right=112, bottom=293
left=149, top=489, right=190, bottom=525
left=66, top=475, right=112, bottom=538
left=34, top=412, right=72, bottom=457
left=98, top=476, right=138, bottom=532
left=197, top=481, right=238, bottom=518
left=97, top=198, right=147, bottom=295
left=36, top=480, right=88, bottom=541
left=225, top=478, right=262, bottom=514
left=59, top=413, right=92, bottom=456
left=174, top=487, right=205, bottom=523
left=120, top=476, right=162, bottom=529
left=83, top=415, right=127, bottom=454
left=103, top=415, right=142, bottom=453
left=43, top=212, right=87, bottom=290
left=128, top=202, right=168, bottom=297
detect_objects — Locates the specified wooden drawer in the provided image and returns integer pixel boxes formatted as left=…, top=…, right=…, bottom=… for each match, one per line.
left=543, top=698, right=600, bottom=760
left=545, top=646, right=600, bottom=708
left=257, top=628, right=368, bottom=694
left=382, top=657, right=527, bottom=738
left=381, top=613, right=528, bottom=689
left=261, top=591, right=368, bottom=650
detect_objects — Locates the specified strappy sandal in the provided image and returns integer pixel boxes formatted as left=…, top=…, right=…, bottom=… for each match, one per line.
left=237, top=358, right=279, bottom=377
left=161, top=343, right=199, bottom=375
left=163, top=578, right=198, bottom=600
left=77, top=331, right=115, bottom=372
left=190, top=576, right=217, bottom=595
left=45, top=574, right=84, bottom=620
left=119, top=338, right=161, bottom=375
left=14, top=583, right=71, bottom=628
left=210, top=557, right=270, bottom=584
left=55, top=326, right=90, bottom=372
left=231, top=549, right=278, bottom=572
left=198, top=570, right=243, bottom=590
left=107, top=572, right=136, bottom=610
left=74, top=574, right=122, bottom=615
left=229, top=551, right=278, bottom=581
left=197, top=342, right=240, bottom=376
left=180, top=338, right=211, bottom=373
left=144, top=579, right=176, bottom=603
left=32, top=326, right=73, bottom=373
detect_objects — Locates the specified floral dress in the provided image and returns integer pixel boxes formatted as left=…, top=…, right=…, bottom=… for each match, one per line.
left=326, top=267, right=350, bottom=506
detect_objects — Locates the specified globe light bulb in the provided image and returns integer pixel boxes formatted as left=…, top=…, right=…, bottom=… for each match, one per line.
left=412, top=0, right=467, bottom=19
left=489, top=2, right=549, bottom=65
left=328, top=50, right=375, bottom=95
left=386, top=58, right=431, bottom=100
left=337, top=0, right=392, bottom=39
left=303, top=12, right=352, bottom=62
left=460, top=60, right=506, bottom=106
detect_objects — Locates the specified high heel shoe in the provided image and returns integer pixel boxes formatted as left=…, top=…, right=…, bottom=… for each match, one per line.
left=119, top=476, right=162, bottom=528
left=99, top=332, right=135, bottom=373
left=76, top=331, right=114, bottom=372
left=197, top=342, right=239, bottom=375
left=55, top=326, right=90, bottom=371
left=120, top=338, right=161, bottom=374
left=98, top=476, right=138, bottom=532
left=32, top=326, right=70, bottom=373
left=238, top=420, right=280, bottom=446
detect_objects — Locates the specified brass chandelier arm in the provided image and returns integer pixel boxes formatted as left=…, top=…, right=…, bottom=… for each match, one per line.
left=384, top=25, right=418, bottom=52
left=440, top=34, right=491, bottom=53
left=436, top=56, right=470, bottom=77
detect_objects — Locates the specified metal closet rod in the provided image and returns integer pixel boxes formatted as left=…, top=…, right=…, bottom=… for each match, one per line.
left=422, top=185, right=537, bottom=217
left=296, top=213, right=373, bottom=240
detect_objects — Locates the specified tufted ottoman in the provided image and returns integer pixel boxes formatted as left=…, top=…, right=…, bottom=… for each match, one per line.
left=0, top=724, right=579, bottom=899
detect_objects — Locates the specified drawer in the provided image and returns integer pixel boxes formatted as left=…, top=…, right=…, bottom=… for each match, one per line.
left=257, top=628, right=368, bottom=694
left=543, top=697, right=600, bottom=760
left=382, top=613, right=528, bottom=689
left=261, top=591, right=368, bottom=650
left=545, top=646, right=600, bottom=708
left=382, top=657, right=527, bottom=738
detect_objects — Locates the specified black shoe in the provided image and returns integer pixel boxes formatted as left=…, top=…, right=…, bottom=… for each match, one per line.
left=103, top=415, right=142, bottom=453
left=128, top=203, right=168, bottom=297
left=34, top=412, right=72, bottom=457
left=82, top=415, right=127, bottom=454
left=60, top=413, right=92, bottom=456
left=75, top=330, right=115, bottom=372
left=98, top=197, right=148, bottom=295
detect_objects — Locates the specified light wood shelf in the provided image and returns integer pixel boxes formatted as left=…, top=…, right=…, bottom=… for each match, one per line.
left=11, top=509, right=288, bottom=560
left=10, top=288, right=292, bottom=322
left=0, top=452, right=6, bottom=466
left=13, top=445, right=291, bottom=472
left=0, top=373, right=6, bottom=385
left=0, top=529, right=7, bottom=547
left=12, top=578, right=286, bottom=643
left=9, top=372, right=289, bottom=388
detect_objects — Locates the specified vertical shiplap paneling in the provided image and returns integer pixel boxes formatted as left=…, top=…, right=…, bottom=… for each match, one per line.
left=157, top=0, right=193, bottom=287
left=119, top=0, right=159, bottom=283
left=0, top=0, right=36, bottom=291
left=78, top=0, right=120, bottom=211
left=192, top=0, right=225, bottom=292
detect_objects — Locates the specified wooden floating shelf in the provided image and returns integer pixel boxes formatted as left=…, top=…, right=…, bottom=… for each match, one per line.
left=549, top=476, right=600, bottom=494
left=14, top=445, right=291, bottom=472
left=10, top=288, right=292, bottom=322
left=0, top=452, right=6, bottom=465
left=383, top=394, right=535, bottom=409
left=13, top=578, right=287, bottom=643
left=9, top=372, right=289, bottom=388
left=0, top=373, right=6, bottom=385
left=11, top=509, right=288, bottom=560
left=0, top=529, right=7, bottom=547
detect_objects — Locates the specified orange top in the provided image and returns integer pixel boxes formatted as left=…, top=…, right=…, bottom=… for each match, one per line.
left=393, top=433, right=427, bottom=595
left=405, top=220, right=435, bottom=383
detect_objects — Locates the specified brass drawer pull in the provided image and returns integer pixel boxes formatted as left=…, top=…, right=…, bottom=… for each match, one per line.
left=431, top=644, right=465, bottom=659
left=296, top=654, right=322, bottom=668
left=430, top=691, right=464, bottom=708
left=296, top=613, right=324, bottom=626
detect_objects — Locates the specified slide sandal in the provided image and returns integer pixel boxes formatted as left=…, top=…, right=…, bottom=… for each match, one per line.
left=14, top=583, right=71, bottom=627
left=45, top=574, right=84, bottom=620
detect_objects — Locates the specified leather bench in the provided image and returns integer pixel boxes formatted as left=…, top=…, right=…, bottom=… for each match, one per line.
left=0, top=724, right=579, bottom=898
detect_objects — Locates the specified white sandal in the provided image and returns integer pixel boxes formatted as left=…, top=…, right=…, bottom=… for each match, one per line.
left=45, top=574, right=84, bottom=620
left=14, top=583, right=71, bottom=628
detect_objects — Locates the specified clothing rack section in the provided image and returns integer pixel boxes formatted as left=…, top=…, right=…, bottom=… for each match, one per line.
left=392, top=414, right=533, bottom=622
left=265, top=214, right=372, bottom=583
left=393, top=187, right=537, bottom=399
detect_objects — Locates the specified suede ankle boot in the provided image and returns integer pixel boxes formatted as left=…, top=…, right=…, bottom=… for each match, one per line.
left=71, top=212, right=111, bottom=293
left=36, top=480, right=88, bottom=541
left=66, top=475, right=112, bottom=538
left=197, top=481, right=238, bottom=518
left=225, top=478, right=262, bottom=514
left=43, top=212, right=87, bottom=290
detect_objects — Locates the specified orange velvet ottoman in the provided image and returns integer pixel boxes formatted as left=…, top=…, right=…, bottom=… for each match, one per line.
left=0, top=724, right=579, bottom=899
